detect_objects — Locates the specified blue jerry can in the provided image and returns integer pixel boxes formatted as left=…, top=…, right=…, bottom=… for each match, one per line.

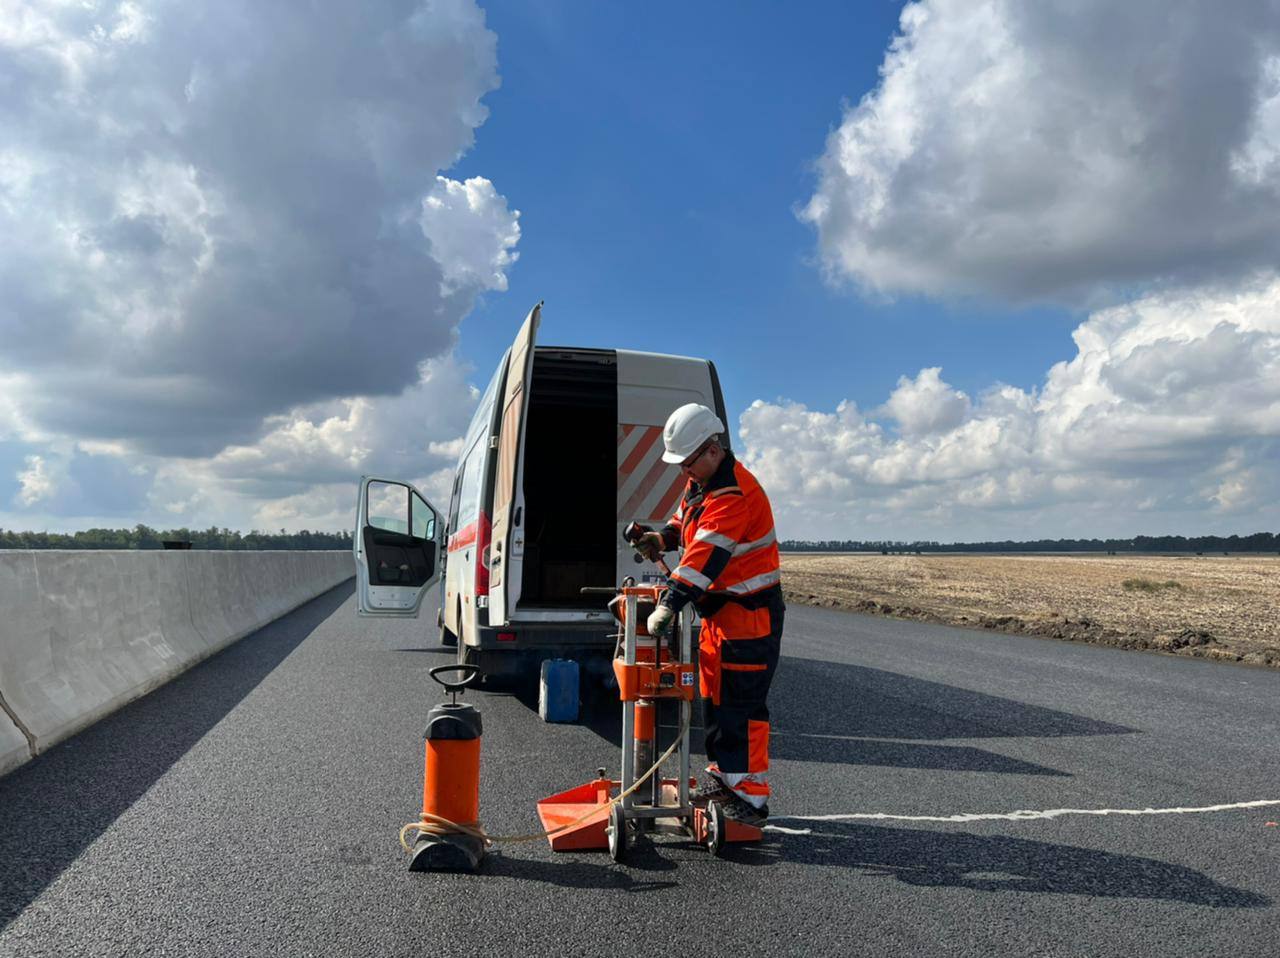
left=539, top=659, right=580, bottom=723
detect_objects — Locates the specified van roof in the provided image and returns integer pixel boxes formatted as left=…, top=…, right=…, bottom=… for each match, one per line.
left=534, top=345, right=709, bottom=365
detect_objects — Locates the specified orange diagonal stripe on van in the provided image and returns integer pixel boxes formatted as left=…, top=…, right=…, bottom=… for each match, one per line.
left=652, top=471, right=686, bottom=521
left=623, top=455, right=671, bottom=518
left=618, top=425, right=661, bottom=481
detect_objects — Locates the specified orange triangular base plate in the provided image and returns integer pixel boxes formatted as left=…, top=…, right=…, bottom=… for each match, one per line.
left=535, top=779, right=616, bottom=850
left=536, top=779, right=763, bottom=851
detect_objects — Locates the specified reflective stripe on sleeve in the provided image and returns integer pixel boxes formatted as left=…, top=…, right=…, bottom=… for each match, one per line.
left=693, top=528, right=738, bottom=550
left=672, top=565, right=713, bottom=591
left=725, top=570, right=781, bottom=594
left=733, top=528, right=776, bottom=557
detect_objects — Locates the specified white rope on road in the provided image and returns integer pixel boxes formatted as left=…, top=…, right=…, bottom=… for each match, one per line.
left=765, top=798, right=1280, bottom=834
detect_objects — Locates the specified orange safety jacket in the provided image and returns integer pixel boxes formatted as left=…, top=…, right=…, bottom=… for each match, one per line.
left=658, top=452, right=781, bottom=636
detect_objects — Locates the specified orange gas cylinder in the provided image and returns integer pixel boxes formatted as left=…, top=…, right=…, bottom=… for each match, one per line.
left=423, top=737, right=480, bottom=827
left=410, top=664, right=486, bottom=872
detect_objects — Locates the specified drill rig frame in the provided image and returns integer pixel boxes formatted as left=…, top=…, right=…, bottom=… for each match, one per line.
left=535, top=581, right=762, bottom=860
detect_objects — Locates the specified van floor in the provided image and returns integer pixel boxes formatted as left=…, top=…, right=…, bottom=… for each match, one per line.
left=518, top=350, right=617, bottom=608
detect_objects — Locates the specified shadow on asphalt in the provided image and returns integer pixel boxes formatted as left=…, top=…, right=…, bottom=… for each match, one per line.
left=0, top=582, right=354, bottom=931
left=768, top=733, right=1069, bottom=775
left=468, top=824, right=1268, bottom=908
left=775, top=655, right=1136, bottom=741
left=483, top=846, right=679, bottom=892
left=548, top=652, right=1133, bottom=776
left=729, top=823, right=1271, bottom=908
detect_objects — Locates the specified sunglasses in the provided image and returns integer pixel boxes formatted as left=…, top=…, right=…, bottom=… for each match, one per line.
left=679, top=440, right=714, bottom=470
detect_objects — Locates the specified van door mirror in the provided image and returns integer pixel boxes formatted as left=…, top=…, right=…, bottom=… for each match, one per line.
left=353, top=476, right=444, bottom=617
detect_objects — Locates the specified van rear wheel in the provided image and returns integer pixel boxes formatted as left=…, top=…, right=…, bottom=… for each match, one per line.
left=458, top=640, right=499, bottom=690
left=440, top=620, right=458, bottom=648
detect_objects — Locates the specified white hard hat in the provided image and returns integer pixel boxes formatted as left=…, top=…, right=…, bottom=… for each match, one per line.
left=661, top=403, right=725, bottom=464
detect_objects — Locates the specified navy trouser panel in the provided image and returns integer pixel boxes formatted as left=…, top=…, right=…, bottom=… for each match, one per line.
left=703, top=603, right=783, bottom=777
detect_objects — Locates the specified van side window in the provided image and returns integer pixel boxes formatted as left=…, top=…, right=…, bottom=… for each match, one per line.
left=458, top=444, right=483, bottom=529
left=461, top=359, right=506, bottom=446
left=477, top=361, right=504, bottom=421
left=448, top=464, right=465, bottom=534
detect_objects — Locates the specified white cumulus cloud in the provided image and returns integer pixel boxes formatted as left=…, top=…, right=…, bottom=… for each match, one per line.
left=742, top=280, right=1280, bottom=540
left=880, top=367, right=970, bottom=436
left=0, top=0, right=517, bottom=457
left=801, top=0, right=1280, bottom=302
left=15, top=455, right=55, bottom=507
left=422, top=176, right=521, bottom=294
left=0, top=0, right=519, bottom=533
left=147, top=353, right=480, bottom=531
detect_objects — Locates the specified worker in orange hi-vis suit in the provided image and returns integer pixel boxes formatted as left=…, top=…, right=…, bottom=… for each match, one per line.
left=635, top=403, right=783, bottom=827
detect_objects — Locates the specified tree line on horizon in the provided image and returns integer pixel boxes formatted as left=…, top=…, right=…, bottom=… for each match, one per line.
left=780, top=532, right=1280, bottom=553
left=0, top=526, right=353, bottom=551
left=5, top=526, right=1277, bottom=554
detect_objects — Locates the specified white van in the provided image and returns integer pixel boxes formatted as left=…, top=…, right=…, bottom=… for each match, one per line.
left=353, top=302, right=729, bottom=682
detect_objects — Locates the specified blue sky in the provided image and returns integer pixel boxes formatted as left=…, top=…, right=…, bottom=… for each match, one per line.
left=2, top=0, right=1279, bottom=541
left=454, top=1, right=1079, bottom=415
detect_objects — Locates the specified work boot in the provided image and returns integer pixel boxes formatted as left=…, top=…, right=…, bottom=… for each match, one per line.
left=720, top=795, right=769, bottom=828
left=691, top=776, right=732, bottom=804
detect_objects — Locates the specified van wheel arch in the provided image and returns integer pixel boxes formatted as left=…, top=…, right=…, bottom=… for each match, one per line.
left=439, top=613, right=458, bottom=648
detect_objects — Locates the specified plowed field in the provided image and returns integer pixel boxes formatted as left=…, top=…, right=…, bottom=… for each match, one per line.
left=781, top=553, right=1280, bottom=667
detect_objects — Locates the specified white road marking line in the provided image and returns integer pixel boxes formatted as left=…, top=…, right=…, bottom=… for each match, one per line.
left=765, top=799, right=1280, bottom=834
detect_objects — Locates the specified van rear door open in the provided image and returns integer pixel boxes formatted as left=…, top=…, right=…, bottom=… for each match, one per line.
left=487, top=302, right=541, bottom=625
left=614, top=351, right=724, bottom=586
left=353, top=477, right=444, bottom=616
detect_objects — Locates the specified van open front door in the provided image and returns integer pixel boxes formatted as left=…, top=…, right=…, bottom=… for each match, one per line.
left=487, top=301, right=541, bottom=626
left=354, top=476, right=444, bottom=617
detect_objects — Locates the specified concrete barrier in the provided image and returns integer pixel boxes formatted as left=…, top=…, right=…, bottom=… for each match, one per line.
left=0, top=550, right=353, bottom=777
left=0, top=710, right=26, bottom=775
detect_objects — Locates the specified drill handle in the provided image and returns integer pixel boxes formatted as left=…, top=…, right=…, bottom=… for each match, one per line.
left=623, top=521, right=673, bottom=575
left=623, top=521, right=657, bottom=559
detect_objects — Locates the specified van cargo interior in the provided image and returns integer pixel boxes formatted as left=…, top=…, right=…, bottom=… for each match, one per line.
left=519, top=349, right=618, bottom=609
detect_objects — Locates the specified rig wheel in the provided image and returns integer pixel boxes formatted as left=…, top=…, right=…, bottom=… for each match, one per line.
left=705, top=800, right=726, bottom=857
left=607, top=804, right=628, bottom=863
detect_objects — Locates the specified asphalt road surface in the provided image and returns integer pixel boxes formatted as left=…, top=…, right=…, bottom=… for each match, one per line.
left=2, top=582, right=1277, bottom=957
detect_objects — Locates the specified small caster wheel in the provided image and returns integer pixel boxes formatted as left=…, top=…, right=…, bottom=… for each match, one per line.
left=607, top=804, right=628, bottom=863
left=705, top=800, right=725, bottom=856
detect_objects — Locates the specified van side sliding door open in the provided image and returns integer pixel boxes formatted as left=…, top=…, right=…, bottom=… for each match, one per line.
left=487, top=302, right=541, bottom=625
left=353, top=476, right=444, bottom=617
